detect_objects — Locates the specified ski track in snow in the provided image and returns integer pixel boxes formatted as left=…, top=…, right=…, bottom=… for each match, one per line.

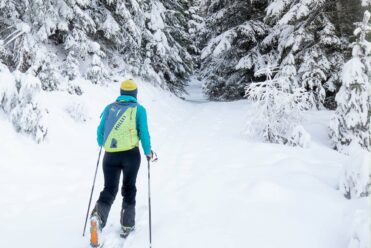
left=0, top=79, right=368, bottom=248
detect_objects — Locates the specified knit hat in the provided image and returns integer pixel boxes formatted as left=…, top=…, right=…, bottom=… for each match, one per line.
left=120, top=79, right=138, bottom=98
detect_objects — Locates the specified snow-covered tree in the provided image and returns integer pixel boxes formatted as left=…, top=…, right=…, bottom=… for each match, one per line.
left=64, top=51, right=79, bottom=81
left=330, top=10, right=371, bottom=153
left=198, top=0, right=356, bottom=103
left=299, top=49, right=328, bottom=110
left=0, top=0, right=204, bottom=141
left=0, top=0, right=199, bottom=93
left=245, top=64, right=310, bottom=147
left=142, top=0, right=196, bottom=94
left=199, top=0, right=269, bottom=100
left=187, top=0, right=203, bottom=62
left=262, top=0, right=347, bottom=109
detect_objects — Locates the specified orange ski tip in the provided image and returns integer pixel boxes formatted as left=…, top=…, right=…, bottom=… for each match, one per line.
left=90, top=219, right=99, bottom=247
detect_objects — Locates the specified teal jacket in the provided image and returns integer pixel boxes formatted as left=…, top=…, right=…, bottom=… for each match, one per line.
left=97, top=95, right=152, bottom=155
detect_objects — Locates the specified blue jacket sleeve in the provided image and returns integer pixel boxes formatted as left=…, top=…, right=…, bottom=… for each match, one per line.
left=137, top=105, right=151, bottom=155
left=97, top=105, right=110, bottom=147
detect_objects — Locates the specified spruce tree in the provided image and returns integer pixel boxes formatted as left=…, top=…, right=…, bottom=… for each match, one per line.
left=262, top=0, right=347, bottom=109
left=142, top=0, right=195, bottom=94
left=330, top=10, right=371, bottom=153
left=199, top=0, right=269, bottom=100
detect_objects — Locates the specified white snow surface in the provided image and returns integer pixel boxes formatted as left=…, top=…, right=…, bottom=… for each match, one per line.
left=0, top=79, right=369, bottom=248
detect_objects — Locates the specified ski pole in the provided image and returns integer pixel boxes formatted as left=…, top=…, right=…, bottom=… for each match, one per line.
left=82, top=147, right=103, bottom=237
left=147, top=158, right=152, bottom=248
left=147, top=152, right=158, bottom=248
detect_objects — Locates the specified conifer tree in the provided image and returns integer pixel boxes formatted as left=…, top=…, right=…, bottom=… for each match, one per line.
left=142, top=0, right=195, bottom=94
left=330, top=10, right=371, bottom=153
left=199, top=0, right=269, bottom=100
left=262, top=0, right=346, bottom=109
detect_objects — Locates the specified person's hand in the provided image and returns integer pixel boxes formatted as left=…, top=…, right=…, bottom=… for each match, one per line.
left=146, top=150, right=158, bottom=162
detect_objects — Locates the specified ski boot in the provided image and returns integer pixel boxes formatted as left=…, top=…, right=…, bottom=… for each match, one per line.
left=120, top=206, right=135, bottom=238
left=120, top=225, right=135, bottom=238
left=90, top=212, right=103, bottom=247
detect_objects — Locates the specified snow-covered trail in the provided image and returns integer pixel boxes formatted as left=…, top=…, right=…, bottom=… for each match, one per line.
left=0, top=80, right=365, bottom=248
left=127, top=84, right=354, bottom=248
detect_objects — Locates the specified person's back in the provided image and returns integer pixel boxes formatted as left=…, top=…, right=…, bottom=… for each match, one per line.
left=90, top=79, right=154, bottom=247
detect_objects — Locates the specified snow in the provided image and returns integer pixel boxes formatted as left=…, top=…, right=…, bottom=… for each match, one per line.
left=0, top=79, right=369, bottom=248
left=201, top=30, right=237, bottom=59
left=148, top=1, right=165, bottom=31
left=340, top=143, right=371, bottom=198
left=101, top=15, right=120, bottom=38
left=266, top=0, right=291, bottom=21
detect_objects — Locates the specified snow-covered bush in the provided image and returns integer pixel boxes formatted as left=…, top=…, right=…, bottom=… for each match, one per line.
left=330, top=11, right=371, bottom=153
left=0, top=63, right=17, bottom=113
left=66, top=80, right=83, bottom=96
left=10, top=73, right=48, bottom=143
left=65, top=101, right=87, bottom=122
left=245, top=65, right=308, bottom=147
left=37, top=56, right=61, bottom=91
left=0, top=66, right=48, bottom=143
left=288, top=125, right=311, bottom=148
left=340, top=143, right=371, bottom=199
left=87, top=54, right=108, bottom=85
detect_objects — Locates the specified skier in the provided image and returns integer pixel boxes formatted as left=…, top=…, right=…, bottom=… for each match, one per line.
left=90, top=79, right=154, bottom=247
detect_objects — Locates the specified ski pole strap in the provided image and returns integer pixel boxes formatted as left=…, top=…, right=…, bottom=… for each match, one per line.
left=148, top=152, right=158, bottom=163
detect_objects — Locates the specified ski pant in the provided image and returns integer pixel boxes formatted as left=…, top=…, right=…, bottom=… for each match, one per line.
left=94, top=147, right=141, bottom=228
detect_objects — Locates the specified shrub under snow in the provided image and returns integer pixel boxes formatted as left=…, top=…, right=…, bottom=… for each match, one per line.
left=65, top=101, right=87, bottom=122
left=0, top=66, right=48, bottom=143
left=245, top=64, right=310, bottom=147
left=288, top=125, right=311, bottom=148
left=0, top=63, right=17, bottom=113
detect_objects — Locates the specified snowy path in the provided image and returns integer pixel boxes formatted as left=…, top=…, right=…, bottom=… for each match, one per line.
left=0, top=81, right=364, bottom=248
left=132, top=105, right=350, bottom=248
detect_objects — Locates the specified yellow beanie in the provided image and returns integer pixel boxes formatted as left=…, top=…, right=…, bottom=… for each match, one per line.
left=120, top=79, right=137, bottom=91
left=120, top=79, right=138, bottom=98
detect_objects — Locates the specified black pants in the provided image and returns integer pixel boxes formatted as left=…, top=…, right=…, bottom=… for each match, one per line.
left=96, top=147, right=141, bottom=226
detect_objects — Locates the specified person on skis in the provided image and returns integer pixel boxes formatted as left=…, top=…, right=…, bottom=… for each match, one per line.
left=90, top=79, right=154, bottom=246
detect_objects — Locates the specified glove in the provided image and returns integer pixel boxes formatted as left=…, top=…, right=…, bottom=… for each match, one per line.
left=146, top=150, right=158, bottom=162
